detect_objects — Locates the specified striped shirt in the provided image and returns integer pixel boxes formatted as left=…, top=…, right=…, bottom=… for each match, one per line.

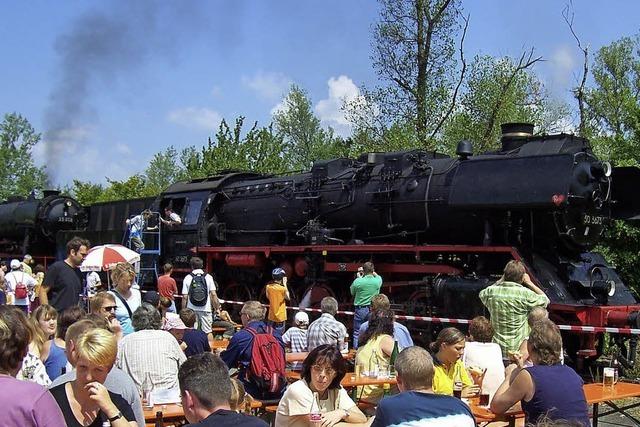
left=282, top=327, right=308, bottom=371
left=116, top=329, right=186, bottom=390
left=307, top=313, right=348, bottom=352
left=479, top=281, right=549, bottom=356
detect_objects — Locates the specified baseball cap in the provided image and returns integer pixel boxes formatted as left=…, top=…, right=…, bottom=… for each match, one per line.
left=10, top=259, right=21, bottom=269
left=294, top=311, right=309, bottom=325
left=142, top=291, right=160, bottom=307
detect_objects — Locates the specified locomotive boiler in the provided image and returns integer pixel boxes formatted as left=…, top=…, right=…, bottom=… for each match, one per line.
left=0, top=190, right=85, bottom=259
left=143, top=123, right=640, bottom=369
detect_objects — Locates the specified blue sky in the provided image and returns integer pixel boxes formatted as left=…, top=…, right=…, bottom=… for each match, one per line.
left=1, top=0, right=639, bottom=187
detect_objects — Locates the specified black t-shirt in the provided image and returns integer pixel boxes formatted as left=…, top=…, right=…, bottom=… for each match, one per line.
left=183, top=328, right=212, bottom=357
left=43, top=261, right=82, bottom=312
left=50, top=382, right=135, bottom=427
left=186, top=409, right=268, bottom=427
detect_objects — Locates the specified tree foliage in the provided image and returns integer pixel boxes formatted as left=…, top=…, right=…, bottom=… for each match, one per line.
left=0, top=113, right=48, bottom=200
left=584, top=36, right=640, bottom=292
left=585, top=36, right=640, bottom=165
left=441, top=54, right=570, bottom=153
left=274, top=85, right=350, bottom=169
left=368, top=0, right=464, bottom=145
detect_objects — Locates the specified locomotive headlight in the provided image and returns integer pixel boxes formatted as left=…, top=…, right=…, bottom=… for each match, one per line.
left=591, top=161, right=612, bottom=179
left=66, top=201, right=72, bottom=207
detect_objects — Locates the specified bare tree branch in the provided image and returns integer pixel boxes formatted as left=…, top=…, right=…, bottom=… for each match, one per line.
left=482, top=48, right=544, bottom=141
left=563, top=2, right=589, bottom=136
left=430, top=12, right=468, bottom=140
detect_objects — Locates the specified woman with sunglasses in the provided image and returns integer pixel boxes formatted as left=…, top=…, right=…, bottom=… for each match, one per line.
left=107, top=263, right=141, bottom=336
left=276, top=344, right=367, bottom=427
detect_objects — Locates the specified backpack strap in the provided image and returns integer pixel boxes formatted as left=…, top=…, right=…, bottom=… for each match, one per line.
left=111, top=290, right=133, bottom=318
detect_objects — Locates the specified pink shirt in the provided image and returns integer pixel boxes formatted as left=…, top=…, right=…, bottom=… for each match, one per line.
left=0, top=375, right=65, bottom=426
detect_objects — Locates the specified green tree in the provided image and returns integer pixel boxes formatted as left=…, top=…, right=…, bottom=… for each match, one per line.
left=367, top=0, right=465, bottom=145
left=0, top=113, right=48, bottom=200
left=584, top=36, right=640, bottom=293
left=585, top=36, right=640, bottom=165
left=198, top=117, right=288, bottom=175
left=70, top=180, right=105, bottom=205
left=144, top=146, right=185, bottom=195
left=442, top=54, right=569, bottom=153
left=97, top=175, right=153, bottom=202
left=274, top=85, right=349, bottom=169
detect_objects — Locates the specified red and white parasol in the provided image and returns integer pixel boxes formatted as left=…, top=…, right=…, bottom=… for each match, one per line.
left=80, top=244, right=140, bottom=272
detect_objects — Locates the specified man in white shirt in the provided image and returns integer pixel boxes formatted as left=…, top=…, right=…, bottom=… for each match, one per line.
left=125, top=209, right=152, bottom=253
left=161, top=207, right=182, bottom=227
left=5, top=259, right=36, bottom=313
left=182, top=257, right=220, bottom=334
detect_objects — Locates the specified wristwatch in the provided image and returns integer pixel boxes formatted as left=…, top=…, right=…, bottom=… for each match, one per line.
left=108, top=411, right=123, bottom=423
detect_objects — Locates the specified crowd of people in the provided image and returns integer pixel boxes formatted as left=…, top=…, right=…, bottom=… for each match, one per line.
left=0, top=236, right=593, bottom=427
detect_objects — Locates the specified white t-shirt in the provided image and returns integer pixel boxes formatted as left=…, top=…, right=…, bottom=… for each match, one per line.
left=168, top=212, right=181, bottom=224
left=181, top=269, right=216, bottom=312
left=5, top=271, right=37, bottom=306
left=86, top=272, right=101, bottom=297
left=276, top=379, right=355, bottom=427
left=462, top=341, right=505, bottom=399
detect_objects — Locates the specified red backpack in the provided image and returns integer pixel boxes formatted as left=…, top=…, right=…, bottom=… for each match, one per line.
left=14, top=273, right=28, bottom=300
left=246, top=326, right=286, bottom=395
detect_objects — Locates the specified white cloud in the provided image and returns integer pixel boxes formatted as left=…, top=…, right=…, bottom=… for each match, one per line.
left=115, top=143, right=132, bottom=155
left=242, top=71, right=292, bottom=100
left=550, top=45, right=577, bottom=91
left=167, top=107, right=222, bottom=131
left=270, top=100, right=288, bottom=116
left=314, top=75, right=362, bottom=137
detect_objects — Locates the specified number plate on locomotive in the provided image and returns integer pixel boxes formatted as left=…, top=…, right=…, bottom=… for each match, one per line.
left=583, top=214, right=605, bottom=225
left=57, top=216, right=73, bottom=223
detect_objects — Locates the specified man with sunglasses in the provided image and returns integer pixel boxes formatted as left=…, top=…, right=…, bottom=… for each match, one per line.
left=89, top=291, right=123, bottom=340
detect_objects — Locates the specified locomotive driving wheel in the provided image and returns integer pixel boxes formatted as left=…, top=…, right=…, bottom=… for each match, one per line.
left=221, top=283, right=253, bottom=318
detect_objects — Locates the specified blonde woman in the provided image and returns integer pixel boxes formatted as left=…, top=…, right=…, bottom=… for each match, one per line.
left=49, top=328, right=136, bottom=426
left=107, top=263, right=141, bottom=336
left=29, top=304, right=58, bottom=358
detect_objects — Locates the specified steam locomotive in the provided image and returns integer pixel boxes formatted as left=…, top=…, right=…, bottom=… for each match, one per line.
left=4, top=123, right=640, bottom=369
left=0, top=190, right=85, bottom=260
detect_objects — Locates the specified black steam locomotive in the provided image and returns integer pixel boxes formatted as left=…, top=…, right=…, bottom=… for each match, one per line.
left=4, top=123, right=640, bottom=368
left=0, top=190, right=85, bottom=260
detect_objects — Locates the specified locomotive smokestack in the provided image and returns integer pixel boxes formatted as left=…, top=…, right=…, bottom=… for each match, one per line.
left=500, top=123, right=534, bottom=151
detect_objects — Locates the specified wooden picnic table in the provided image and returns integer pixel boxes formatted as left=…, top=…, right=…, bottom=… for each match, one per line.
left=584, top=381, right=640, bottom=426
left=468, top=397, right=523, bottom=426
left=143, top=399, right=263, bottom=423
left=468, top=381, right=640, bottom=426
left=286, top=349, right=356, bottom=363
left=209, top=338, right=230, bottom=352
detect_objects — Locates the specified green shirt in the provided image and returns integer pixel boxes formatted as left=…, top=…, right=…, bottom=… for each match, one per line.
left=350, top=274, right=382, bottom=306
left=479, top=281, right=549, bottom=357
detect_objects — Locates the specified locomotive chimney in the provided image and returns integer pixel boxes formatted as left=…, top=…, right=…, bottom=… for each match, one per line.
left=500, top=122, right=534, bottom=151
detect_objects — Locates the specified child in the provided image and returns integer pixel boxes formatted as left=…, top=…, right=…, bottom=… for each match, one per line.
left=179, top=308, right=211, bottom=357
left=282, top=311, right=309, bottom=371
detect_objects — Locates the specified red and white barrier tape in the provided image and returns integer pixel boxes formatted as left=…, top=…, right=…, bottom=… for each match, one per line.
left=217, top=298, right=640, bottom=335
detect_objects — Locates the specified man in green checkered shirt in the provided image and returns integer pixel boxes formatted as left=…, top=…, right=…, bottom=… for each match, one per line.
left=479, top=260, right=549, bottom=357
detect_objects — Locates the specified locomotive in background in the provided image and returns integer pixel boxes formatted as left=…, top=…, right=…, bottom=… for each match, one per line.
left=0, top=190, right=85, bottom=262
left=5, top=123, right=640, bottom=370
